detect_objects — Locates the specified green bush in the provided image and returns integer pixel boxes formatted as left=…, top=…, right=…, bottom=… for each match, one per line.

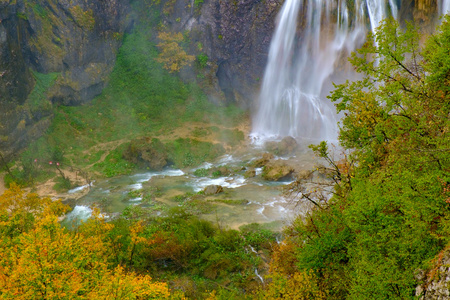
left=196, top=53, right=208, bottom=69
left=193, top=168, right=209, bottom=177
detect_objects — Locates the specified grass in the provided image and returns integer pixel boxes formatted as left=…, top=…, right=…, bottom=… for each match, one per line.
left=165, top=138, right=225, bottom=168
left=92, top=144, right=136, bottom=177
left=193, top=168, right=209, bottom=177
left=208, top=199, right=249, bottom=205
left=27, top=71, right=59, bottom=113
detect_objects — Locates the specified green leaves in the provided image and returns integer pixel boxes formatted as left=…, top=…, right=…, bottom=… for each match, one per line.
left=286, top=16, right=450, bottom=299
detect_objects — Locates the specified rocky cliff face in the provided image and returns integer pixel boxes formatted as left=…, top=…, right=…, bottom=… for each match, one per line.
left=0, top=0, right=283, bottom=159
left=159, top=0, right=283, bottom=107
left=0, top=0, right=130, bottom=159
left=416, top=246, right=450, bottom=299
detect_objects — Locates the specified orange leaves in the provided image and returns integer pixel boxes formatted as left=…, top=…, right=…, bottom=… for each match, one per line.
left=146, top=231, right=186, bottom=265
left=269, top=241, right=298, bottom=276
left=156, top=31, right=195, bottom=73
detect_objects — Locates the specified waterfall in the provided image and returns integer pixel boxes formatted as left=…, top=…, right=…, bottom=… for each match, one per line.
left=366, top=0, right=398, bottom=34
left=252, top=0, right=398, bottom=143
left=441, top=0, right=450, bottom=15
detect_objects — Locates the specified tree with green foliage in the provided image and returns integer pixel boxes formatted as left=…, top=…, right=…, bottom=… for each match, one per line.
left=266, top=17, right=450, bottom=299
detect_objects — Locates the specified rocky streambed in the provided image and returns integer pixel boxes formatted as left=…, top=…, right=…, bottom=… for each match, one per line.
left=63, top=137, right=331, bottom=230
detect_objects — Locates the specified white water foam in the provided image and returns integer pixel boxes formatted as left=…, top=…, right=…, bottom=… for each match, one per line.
left=68, top=183, right=93, bottom=194
left=192, top=162, right=213, bottom=171
left=129, top=197, right=143, bottom=202
left=128, top=169, right=185, bottom=190
left=190, top=176, right=247, bottom=192
left=255, top=268, right=264, bottom=283
left=64, top=205, right=93, bottom=223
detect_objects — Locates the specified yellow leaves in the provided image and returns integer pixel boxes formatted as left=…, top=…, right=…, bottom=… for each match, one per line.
left=0, top=184, right=69, bottom=240
left=156, top=31, right=195, bottom=73
left=90, top=265, right=173, bottom=299
left=0, top=186, right=182, bottom=299
left=0, top=183, right=69, bottom=218
left=1, top=214, right=95, bottom=299
left=129, top=220, right=157, bottom=247
left=255, top=241, right=327, bottom=299
left=269, top=241, right=298, bottom=275
left=256, top=270, right=326, bottom=300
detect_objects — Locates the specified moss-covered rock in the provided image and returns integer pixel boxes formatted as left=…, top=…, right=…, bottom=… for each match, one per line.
left=203, top=185, right=223, bottom=195
left=262, top=160, right=295, bottom=181
left=265, top=136, right=298, bottom=156
left=123, top=137, right=168, bottom=171
left=251, top=153, right=274, bottom=168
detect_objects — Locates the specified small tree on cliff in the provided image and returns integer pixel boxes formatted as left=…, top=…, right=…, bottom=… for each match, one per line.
left=156, top=31, right=195, bottom=73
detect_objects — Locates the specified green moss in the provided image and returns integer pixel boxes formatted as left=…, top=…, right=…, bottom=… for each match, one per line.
left=25, top=0, right=66, bottom=60
left=220, top=128, right=245, bottom=146
left=26, top=71, right=59, bottom=114
left=53, top=176, right=72, bottom=192
left=92, top=144, right=136, bottom=177
left=196, top=53, right=208, bottom=69
left=31, top=3, right=47, bottom=18
left=209, top=199, right=249, bottom=205
left=193, top=168, right=209, bottom=177
left=16, top=12, right=28, bottom=20
left=165, top=138, right=225, bottom=168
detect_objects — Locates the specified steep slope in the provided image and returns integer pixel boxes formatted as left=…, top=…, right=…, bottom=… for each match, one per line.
left=0, top=0, right=130, bottom=159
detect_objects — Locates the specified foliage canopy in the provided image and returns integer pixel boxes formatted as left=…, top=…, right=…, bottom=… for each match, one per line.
left=268, top=17, right=450, bottom=299
left=0, top=185, right=183, bottom=299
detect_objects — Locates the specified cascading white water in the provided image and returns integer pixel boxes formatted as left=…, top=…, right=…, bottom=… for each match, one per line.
left=252, top=0, right=398, bottom=143
left=441, top=0, right=450, bottom=15
left=366, top=0, right=398, bottom=33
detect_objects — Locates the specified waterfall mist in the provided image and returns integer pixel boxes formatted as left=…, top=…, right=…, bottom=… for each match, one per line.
left=252, top=0, right=398, bottom=143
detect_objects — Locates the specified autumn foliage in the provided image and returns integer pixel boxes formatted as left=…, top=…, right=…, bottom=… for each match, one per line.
left=254, top=241, right=326, bottom=299
left=0, top=185, right=183, bottom=299
left=156, top=31, right=195, bottom=73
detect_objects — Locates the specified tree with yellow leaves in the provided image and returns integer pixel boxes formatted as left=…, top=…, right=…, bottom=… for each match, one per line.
left=253, top=241, right=327, bottom=300
left=0, top=185, right=184, bottom=299
left=156, top=31, right=195, bottom=73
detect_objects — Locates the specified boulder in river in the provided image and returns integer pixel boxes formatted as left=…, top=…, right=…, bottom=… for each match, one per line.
left=123, top=137, right=168, bottom=170
left=265, top=136, right=298, bottom=156
left=252, top=153, right=275, bottom=168
left=244, top=168, right=256, bottom=178
left=203, top=185, right=224, bottom=195
left=262, top=161, right=295, bottom=181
